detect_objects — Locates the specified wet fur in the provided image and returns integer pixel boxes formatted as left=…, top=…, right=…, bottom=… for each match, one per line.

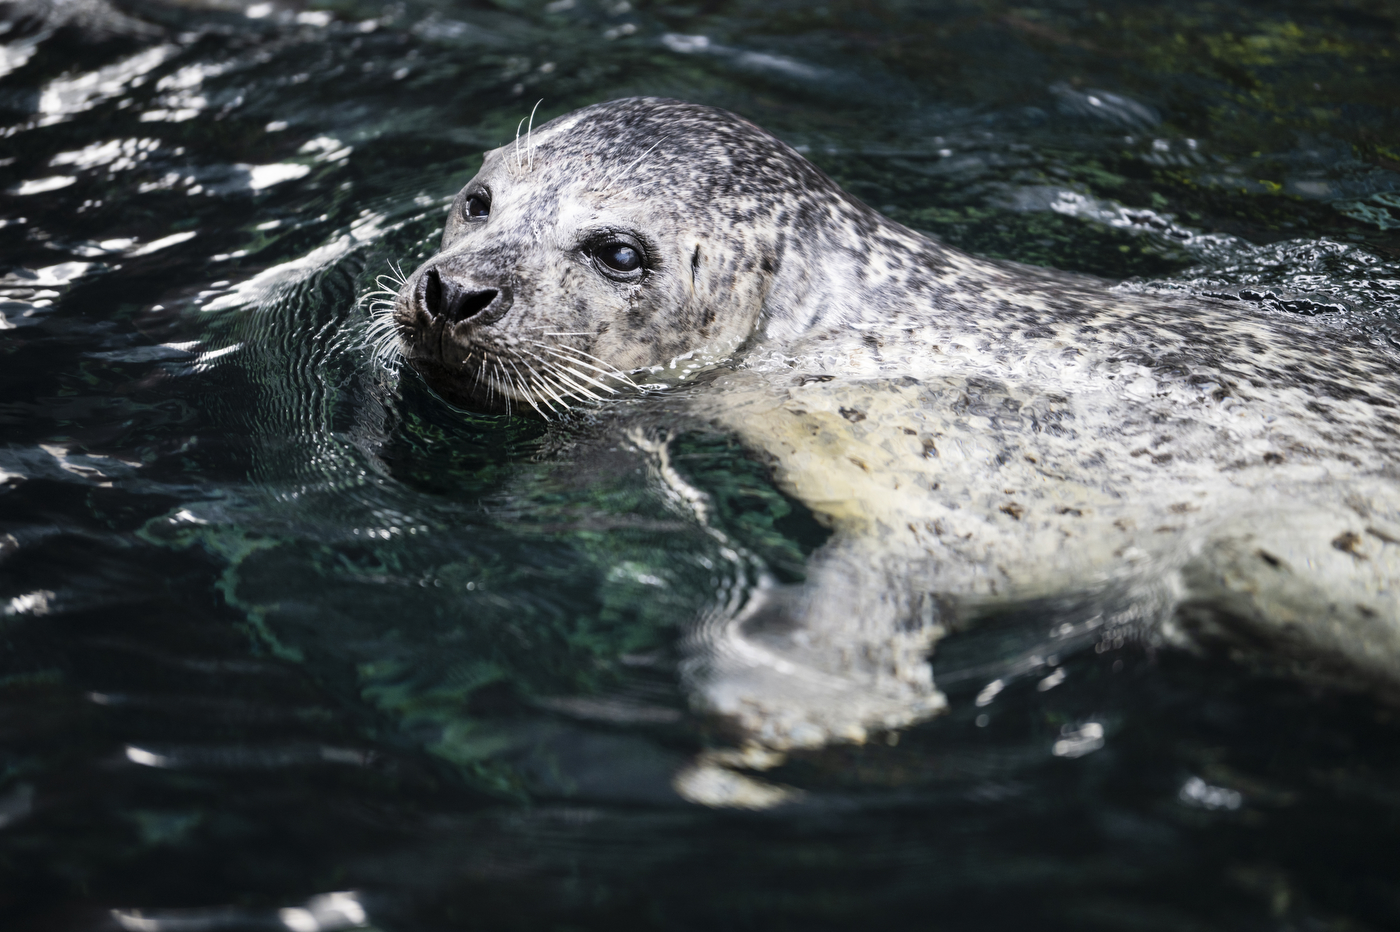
left=391, top=98, right=1400, bottom=752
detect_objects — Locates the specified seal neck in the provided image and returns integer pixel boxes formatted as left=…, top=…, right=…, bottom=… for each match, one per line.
left=757, top=198, right=1089, bottom=357
left=757, top=203, right=961, bottom=344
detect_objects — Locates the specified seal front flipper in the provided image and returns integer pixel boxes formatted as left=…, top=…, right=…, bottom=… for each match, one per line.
left=681, top=539, right=949, bottom=751
left=622, top=422, right=947, bottom=755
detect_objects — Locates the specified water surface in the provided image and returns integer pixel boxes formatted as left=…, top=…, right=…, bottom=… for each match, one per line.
left=2, top=0, right=1400, bottom=929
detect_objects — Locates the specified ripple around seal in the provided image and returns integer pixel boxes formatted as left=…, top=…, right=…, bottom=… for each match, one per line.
left=140, top=221, right=784, bottom=807
left=4, top=0, right=1400, bottom=927
left=1128, top=237, right=1400, bottom=348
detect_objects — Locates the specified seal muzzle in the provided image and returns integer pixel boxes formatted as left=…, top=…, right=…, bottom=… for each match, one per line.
left=419, top=267, right=514, bottom=327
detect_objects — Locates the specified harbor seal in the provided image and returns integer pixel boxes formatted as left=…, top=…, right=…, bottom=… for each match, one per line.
left=382, top=97, right=1400, bottom=753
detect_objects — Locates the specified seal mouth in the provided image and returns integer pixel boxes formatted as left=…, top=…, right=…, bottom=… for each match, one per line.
left=413, top=325, right=636, bottom=416
left=370, top=273, right=636, bottom=417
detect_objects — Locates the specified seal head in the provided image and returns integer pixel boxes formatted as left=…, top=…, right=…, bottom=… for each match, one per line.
left=391, top=97, right=844, bottom=414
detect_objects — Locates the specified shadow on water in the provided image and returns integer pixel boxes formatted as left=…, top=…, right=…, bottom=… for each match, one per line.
left=1, top=0, right=1399, bottom=929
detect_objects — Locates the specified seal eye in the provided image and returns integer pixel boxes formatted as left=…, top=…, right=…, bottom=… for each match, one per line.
left=590, top=237, right=646, bottom=281
left=598, top=243, right=640, bottom=273
left=464, top=193, right=490, bottom=220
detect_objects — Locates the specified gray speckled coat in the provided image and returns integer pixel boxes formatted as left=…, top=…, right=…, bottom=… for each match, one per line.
left=393, top=98, right=1400, bottom=767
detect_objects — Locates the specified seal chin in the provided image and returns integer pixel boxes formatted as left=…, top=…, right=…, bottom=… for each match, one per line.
left=394, top=307, right=530, bottom=414
left=393, top=264, right=536, bottom=414
left=404, top=352, right=516, bottom=414
left=391, top=260, right=642, bottom=417
left=394, top=303, right=636, bottom=418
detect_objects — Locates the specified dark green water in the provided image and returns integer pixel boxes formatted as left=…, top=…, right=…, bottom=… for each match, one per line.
left=2, top=1, right=1400, bottom=929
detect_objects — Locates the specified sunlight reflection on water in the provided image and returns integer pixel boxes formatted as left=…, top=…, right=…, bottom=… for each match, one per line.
left=2, top=0, right=1399, bottom=927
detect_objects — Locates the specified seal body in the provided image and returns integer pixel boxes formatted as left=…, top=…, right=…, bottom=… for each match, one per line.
left=389, top=98, right=1400, bottom=751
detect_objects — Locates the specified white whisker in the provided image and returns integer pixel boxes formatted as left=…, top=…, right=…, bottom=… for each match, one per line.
left=531, top=341, right=636, bottom=387
left=496, top=359, right=514, bottom=416
left=534, top=355, right=598, bottom=405
left=506, top=357, right=551, bottom=419
left=357, top=260, right=417, bottom=370
left=529, top=360, right=573, bottom=411
left=546, top=362, right=606, bottom=403
left=490, top=360, right=506, bottom=413
left=533, top=349, right=618, bottom=396
left=528, top=366, right=565, bottom=414
left=532, top=367, right=572, bottom=415
left=526, top=98, right=543, bottom=172
left=613, top=138, right=665, bottom=188
left=503, top=364, right=522, bottom=411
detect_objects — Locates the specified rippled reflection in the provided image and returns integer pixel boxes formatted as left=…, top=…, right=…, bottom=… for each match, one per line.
left=112, top=890, right=368, bottom=932
left=2, top=0, right=1400, bottom=928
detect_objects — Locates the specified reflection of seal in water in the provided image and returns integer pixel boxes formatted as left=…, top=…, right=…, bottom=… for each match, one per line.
left=387, top=97, right=1400, bottom=756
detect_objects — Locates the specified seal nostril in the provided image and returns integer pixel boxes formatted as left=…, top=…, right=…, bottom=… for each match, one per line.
left=451, top=288, right=498, bottom=324
left=423, top=268, right=445, bottom=318
left=419, top=269, right=503, bottom=325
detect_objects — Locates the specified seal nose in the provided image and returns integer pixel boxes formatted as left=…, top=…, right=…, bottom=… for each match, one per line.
left=420, top=268, right=512, bottom=325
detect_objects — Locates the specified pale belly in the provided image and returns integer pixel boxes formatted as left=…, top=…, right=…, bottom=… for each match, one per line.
left=678, top=365, right=1400, bottom=752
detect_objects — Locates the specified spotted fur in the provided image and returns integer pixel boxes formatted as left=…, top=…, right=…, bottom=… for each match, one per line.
left=393, top=98, right=1400, bottom=754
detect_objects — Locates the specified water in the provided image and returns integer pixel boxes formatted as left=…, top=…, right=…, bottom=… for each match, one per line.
left=3, top=0, right=1400, bottom=928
